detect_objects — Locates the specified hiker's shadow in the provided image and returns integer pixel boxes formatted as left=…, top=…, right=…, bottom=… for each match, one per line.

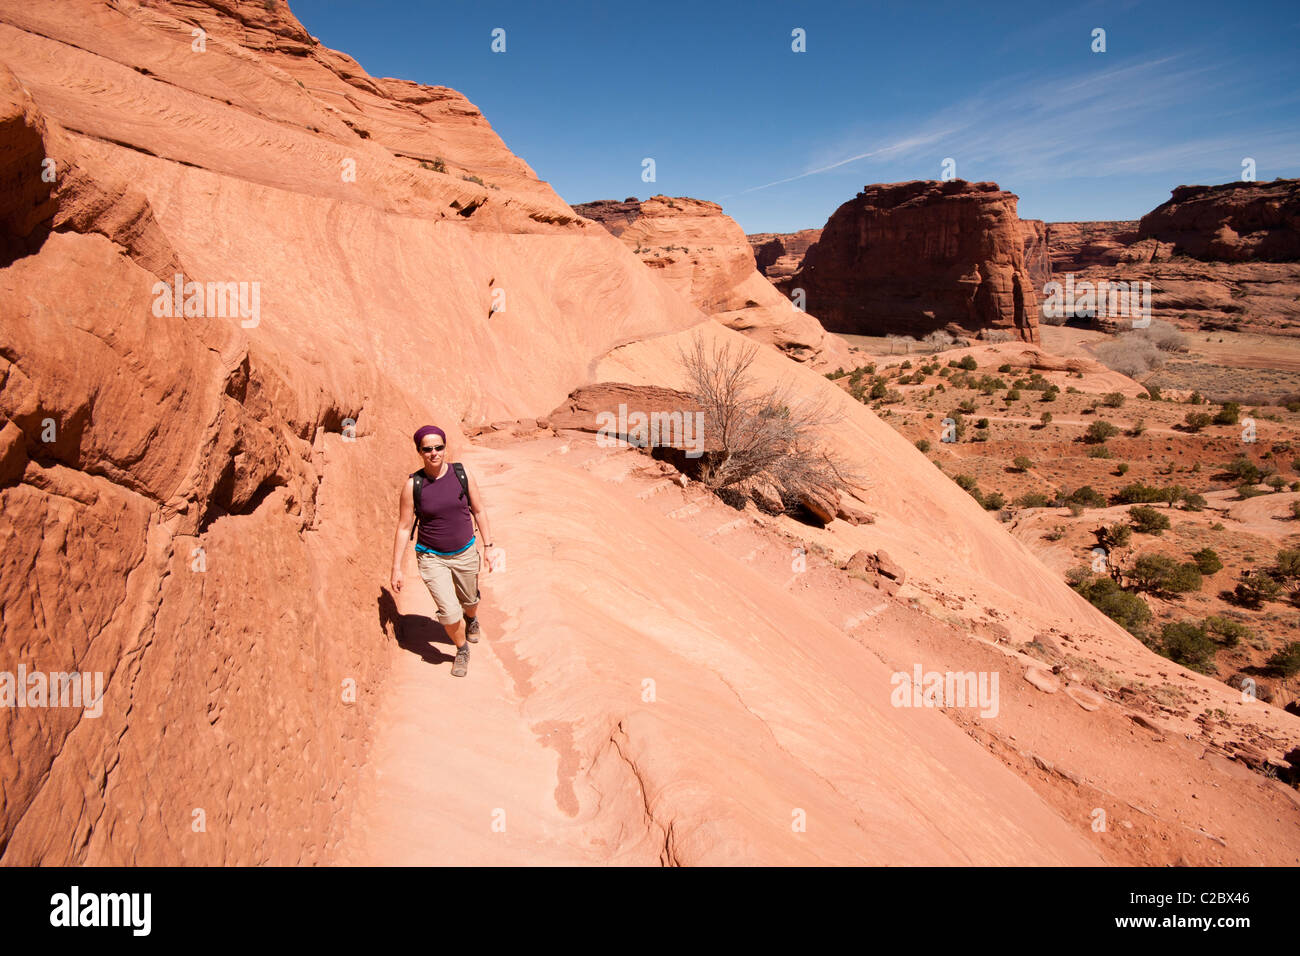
left=378, top=588, right=455, bottom=665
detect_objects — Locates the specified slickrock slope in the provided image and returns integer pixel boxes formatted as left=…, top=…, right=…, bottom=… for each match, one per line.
left=2, top=1, right=1296, bottom=867
left=748, top=228, right=822, bottom=285
left=574, top=197, right=851, bottom=370
left=789, top=180, right=1041, bottom=344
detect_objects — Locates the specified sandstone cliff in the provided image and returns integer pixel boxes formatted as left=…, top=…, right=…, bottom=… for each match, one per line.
left=788, top=180, right=1041, bottom=343
left=574, top=197, right=851, bottom=369
left=748, top=228, right=822, bottom=285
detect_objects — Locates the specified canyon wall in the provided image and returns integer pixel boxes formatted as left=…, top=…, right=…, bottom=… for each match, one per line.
left=748, top=228, right=822, bottom=285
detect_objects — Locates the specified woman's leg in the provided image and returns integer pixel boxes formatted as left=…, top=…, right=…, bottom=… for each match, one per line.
left=417, top=553, right=466, bottom=649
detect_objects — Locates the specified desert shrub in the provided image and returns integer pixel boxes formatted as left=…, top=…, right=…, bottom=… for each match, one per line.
left=958, top=355, right=978, bottom=371
left=1234, top=570, right=1281, bottom=607
left=1094, top=335, right=1166, bottom=377
left=1268, top=475, right=1287, bottom=492
left=1041, top=386, right=1059, bottom=402
left=1214, top=402, right=1241, bottom=425
left=984, top=330, right=1013, bottom=344
left=1160, top=621, right=1216, bottom=672
left=1143, top=319, right=1187, bottom=353
left=982, top=491, right=1006, bottom=511
left=1129, top=505, right=1170, bottom=534
left=1116, top=463, right=1130, bottom=476
left=915, top=439, right=931, bottom=453
left=1015, top=491, right=1052, bottom=508
left=1238, top=483, right=1267, bottom=499
left=1088, top=445, right=1114, bottom=458
left=1005, top=388, right=1021, bottom=402
left=1291, top=501, right=1300, bottom=521
left=1130, top=553, right=1201, bottom=594
left=678, top=333, right=856, bottom=501
left=1012, top=455, right=1032, bottom=472
left=954, top=473, right=978, bottom=492
left=971, top=429, right=990, bottom=442
left=1226, top=457, right=1262, bottom=483
left=1145, top=384, right=1162, bottom=400
left=1114, top=482, right=1164, bottom=504
left=1102, top=392, right=1126, bottom=408
left=1039, top=412, right=1053, bottom=426
left=1266, top=642, right=1300, bottom=677
left=1100, top=523, right=1132, bottom=549
left=956, top=398, right=977, bottom=414
left=975, top=417, right=989, bottom=429
left=924, top=330, right=955, bottom=350
left=1188, top=391, right=1204, bottom=405
left=1085, top=421, right=1120, bottom=443
left=1182, top=493, right=1206, bottom=511
left=1128, top=418, right=1146, bottom=437
left=1276, top=548, right=1300, bottom=578
left=1183, top=411, right=1212, bottom=432
left=1192, top=548, right=1223, bottom=574
left=1069, top=485, right=1107, bottom=509
left=998, top=363, right=1013, bottom=373
left=1205, top=615, right=1251, bottom=648
left=1072, top=576, right=1151, bottom=637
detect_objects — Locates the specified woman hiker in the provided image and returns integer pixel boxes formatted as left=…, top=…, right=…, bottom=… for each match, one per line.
left=390, top=425, right=496, bottom=677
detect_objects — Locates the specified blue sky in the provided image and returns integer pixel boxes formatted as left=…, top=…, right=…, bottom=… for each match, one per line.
left=290, top=0, right=1300, bottom=233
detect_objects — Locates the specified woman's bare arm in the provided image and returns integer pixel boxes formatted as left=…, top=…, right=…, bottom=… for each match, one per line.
left=391, top=477, right=415, bottom=590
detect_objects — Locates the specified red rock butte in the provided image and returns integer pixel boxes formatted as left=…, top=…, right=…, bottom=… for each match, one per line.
left=0, top=0, right=1297, bottom=866
left=788, top=180, right=1041, bottom=344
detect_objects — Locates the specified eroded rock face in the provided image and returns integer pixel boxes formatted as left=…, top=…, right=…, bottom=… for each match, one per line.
left=574, top=197, right=852, bottom=370
left=1043, top=181, right=1300, bottom=334
left=748, top=228, right=822, bottom=284
left=1019, top=219, right=1051, bottom=289
left=0, top=0, right=703, bottom=864
left=1045, top=221, right=1140, bottom=273
left=789, top=180, right=1040, bottom=343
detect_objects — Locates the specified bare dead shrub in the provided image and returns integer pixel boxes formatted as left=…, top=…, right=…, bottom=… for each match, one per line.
left=678, top=333, right=859, bottom=506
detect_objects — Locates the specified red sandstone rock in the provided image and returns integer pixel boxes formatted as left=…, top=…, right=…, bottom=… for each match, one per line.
left=1019, top=219, right=1051, bottom=289
left=748, top=228, right=822, bottom=284
left=789, top=180, right=1040, bottom=343
left=574, top=197, right=851, bottom=370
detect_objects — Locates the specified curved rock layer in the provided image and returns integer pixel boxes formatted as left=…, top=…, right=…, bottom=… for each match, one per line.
left=574, top=197, right=852, bottom=370
left=749, top=228, right=822, bottom=284
left=789, top=180, right=1041, bottom=343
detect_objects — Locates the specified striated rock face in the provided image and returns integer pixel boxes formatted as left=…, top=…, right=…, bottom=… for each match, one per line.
left=1043, top=181, right=1300, bottom=334
left=748, top=228, right=822, bottom=284
left=789, top=180, right=1040, bottom=343
left=1019, top=219, right=1051, bottom=289
left=574, top=197, right=851, bottom=369
left=1046, top=221, right=1140, bottom=273
left=1137, top=179, right=1300, bottom=262
left=0, top=0, right=702, bottom=864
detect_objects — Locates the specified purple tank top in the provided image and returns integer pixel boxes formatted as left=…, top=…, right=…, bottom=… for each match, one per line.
left=415, top=466, right=474, bottom=553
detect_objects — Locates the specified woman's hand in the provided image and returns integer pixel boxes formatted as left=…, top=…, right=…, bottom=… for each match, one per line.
left=391, top=568, right=404, bottom=593
left=481, top=546, right=498, bottom=574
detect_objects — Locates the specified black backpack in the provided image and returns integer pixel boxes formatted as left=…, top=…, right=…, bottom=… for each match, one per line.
left=410, top=463, right=469, bottom=540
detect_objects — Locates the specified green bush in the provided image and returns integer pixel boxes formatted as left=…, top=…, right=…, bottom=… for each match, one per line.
left=1088, top=445, right=1114, bottom=459
left=1160, top=621, right=1216, bottom=672
left=959, top=355, right=978, bottom=371
left=1015, top=491, right=1052, bottom=508
left=1072, top=576, right=1151, bottom=637
left=1214, top=402, right=1240, bottom=425
left=982, top=491, right=1006, bottom=511
left=1130, top=553, right=1201, bottom=594
left=1234, top=570, right=1281, bottom=607
left=1266, top=641, right=1300, bottom=677
left=1069, top=485, right=1107, bottom=509
left=1226, top=457, right=1262, bottom=483
left=1129, top=505, right=1170, bottom=534
left=1181, top=492, right=1207, bottom=511
left=915, top=439, right=931, bottom=453
left=1114, top=482, right=1164, bottom=504
left=1192, top=548, right=1223, bottom=574
left=1039, top=411, right=1052, bottom=426
left=1085, top=421, right=1120, bottom=443
left=1183, top=411, right=1212, bottom=432
left=1277, top=548, right=1300, bottom=578
left=1012, top=455, right=1032, bottom=472
left=1103, top=392, right=1126, bottom=408
left=1205, top=615, right=1251, bottom=648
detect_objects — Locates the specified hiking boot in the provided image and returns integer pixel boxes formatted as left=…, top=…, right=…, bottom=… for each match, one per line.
left=465, top=615, right=480, bottom=643
left=451, top=643, right=470, bottom=678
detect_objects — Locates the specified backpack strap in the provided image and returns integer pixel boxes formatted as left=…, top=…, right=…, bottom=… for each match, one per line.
left=451, top=462, right=470, bottom=502
left=409, top=469, right=424, bottom=540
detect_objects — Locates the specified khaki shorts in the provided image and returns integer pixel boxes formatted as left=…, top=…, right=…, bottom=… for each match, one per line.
left=416, top=541, right=481, bottom=626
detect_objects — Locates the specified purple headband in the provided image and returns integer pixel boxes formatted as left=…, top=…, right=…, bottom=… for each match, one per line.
left=413, top=425, right=446, bottom=449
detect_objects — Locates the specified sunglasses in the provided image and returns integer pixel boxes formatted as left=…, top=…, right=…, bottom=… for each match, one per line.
left=420, top=444, right=445, bottom=454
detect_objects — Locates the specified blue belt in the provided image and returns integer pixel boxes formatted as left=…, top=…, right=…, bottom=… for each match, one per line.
left=415, top=535, right=476, bottom=557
